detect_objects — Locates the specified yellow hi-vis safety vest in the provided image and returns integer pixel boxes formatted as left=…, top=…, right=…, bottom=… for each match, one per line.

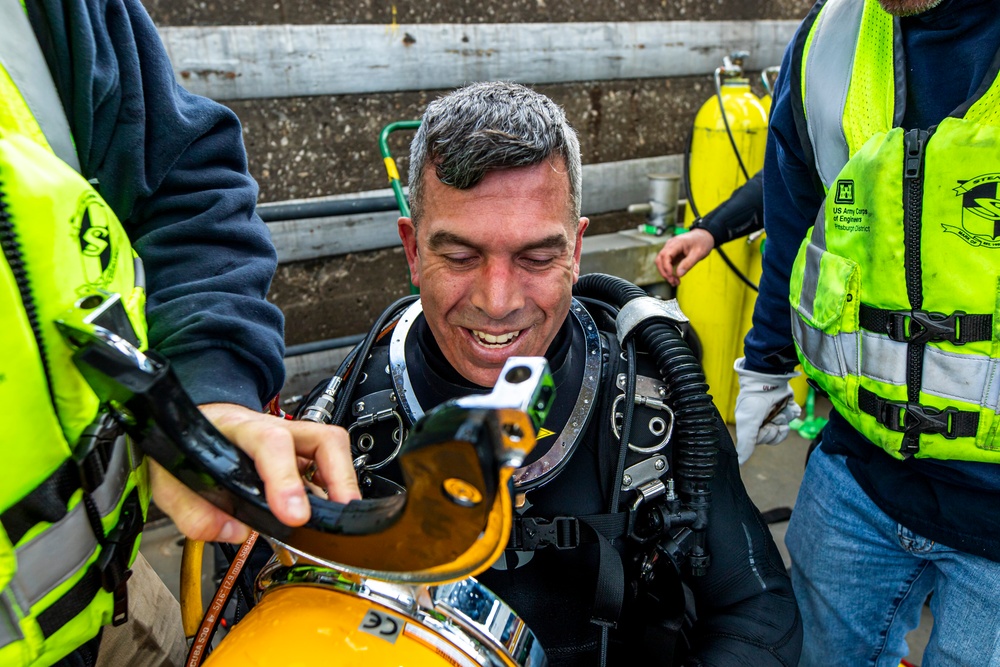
left=0, top=1, right=151, bottom=664
left=788, top=0, right=1000, bottom=462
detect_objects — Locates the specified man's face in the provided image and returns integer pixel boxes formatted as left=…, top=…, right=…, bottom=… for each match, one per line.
left=876, top=0, right=945, bottom=16
left=399, top=159, right=588, bottom=387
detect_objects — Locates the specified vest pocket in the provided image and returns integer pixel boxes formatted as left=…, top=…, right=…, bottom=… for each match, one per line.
left=790, top=238, right=861, bottom=411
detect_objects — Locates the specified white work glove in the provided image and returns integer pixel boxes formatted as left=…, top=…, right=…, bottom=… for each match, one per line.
left=733, top=357, right=801, bottom=465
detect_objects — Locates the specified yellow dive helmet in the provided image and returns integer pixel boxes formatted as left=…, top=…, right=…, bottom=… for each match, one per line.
left=203, top=357, right=553, bottom=667
left=204, top=564, right=544, bottom=667
left=55, top=310, right=554, bottom=667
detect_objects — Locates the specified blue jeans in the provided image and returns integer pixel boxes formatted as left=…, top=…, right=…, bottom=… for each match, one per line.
left=786, top=446, right=1000, bottom=667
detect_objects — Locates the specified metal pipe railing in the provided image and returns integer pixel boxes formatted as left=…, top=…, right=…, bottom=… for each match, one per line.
left=257, top=195, right=401, bottom=222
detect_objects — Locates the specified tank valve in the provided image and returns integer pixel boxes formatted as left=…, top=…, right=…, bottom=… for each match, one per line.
left=627, top=173, right=681, bottom=236
left=723, top=50, right=751, bottom=76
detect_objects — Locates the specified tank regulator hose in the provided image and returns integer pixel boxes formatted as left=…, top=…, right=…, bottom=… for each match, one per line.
left=296, top=295, right=419, bottom=424
left=574, top=274, right=718, bottom=574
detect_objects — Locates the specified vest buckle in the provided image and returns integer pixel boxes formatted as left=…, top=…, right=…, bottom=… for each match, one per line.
left=880, top=401, right=959, bottom=439
left=74, top=413, right=121, bottom=493
left=95, top=489, right=143, bottom=625
left=886, top=310, right=964, bottom=346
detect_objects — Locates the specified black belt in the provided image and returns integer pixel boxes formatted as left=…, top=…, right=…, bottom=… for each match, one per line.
left=859, top=304, right=992, bottom=345
left=858, top=387, right=978, bottom=454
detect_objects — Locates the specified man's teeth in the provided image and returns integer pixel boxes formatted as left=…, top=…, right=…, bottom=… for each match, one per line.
left=472, top=330, right=520, bottom=346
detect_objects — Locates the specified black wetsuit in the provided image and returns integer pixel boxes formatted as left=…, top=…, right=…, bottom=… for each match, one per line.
left=330, top=297, right=801, bottom=666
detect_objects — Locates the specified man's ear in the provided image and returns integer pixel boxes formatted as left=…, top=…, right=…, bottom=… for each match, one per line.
left=398, top=217, right=421, bottom=288
left=572, top=217, right=589, bottom=280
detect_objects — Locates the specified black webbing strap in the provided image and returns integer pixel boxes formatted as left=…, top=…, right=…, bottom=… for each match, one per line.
left=580, top=519, right=625, bottom=631
left=507, top=513, right=630, bottom=642
left=36, top=566, right=103, bottom=638
left=859, top=303, right=992, bottom=345
left=1, top=460, right=77, bottom=546
left=858, top=387, right=978, bottom=453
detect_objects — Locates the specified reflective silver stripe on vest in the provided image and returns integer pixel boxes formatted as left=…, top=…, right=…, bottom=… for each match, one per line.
left=796, top=209, right=828, bottom=322
left=858, top=330, right=901, bottom=383
left=7, top=435, right=134, bottom=616
left=803, top=0, right=864, bottom=188
left=810, top=203, right=828, bottom=250
left=0, top=0, right=81, bottom=172
left=803, top=0, right=906, bottom=189
left=794, top=316, right=1000, bottom=412
left=791, top=314, right=861, bottom=378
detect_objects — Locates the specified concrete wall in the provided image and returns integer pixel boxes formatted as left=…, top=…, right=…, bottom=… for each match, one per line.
left=142, top=0, right=814, bottom=348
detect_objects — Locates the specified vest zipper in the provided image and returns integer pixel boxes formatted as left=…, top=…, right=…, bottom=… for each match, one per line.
left=901, top=128, right=931, bottom=453
left=902, top=128, right=929, bottom=313
left=0, top=184, right=58, bottom=412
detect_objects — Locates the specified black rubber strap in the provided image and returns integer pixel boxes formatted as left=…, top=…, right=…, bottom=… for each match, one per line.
left=859, top=303, right=992, bottom=344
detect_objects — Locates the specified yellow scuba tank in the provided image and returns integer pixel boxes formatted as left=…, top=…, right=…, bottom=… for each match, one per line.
left=677, top=53, right=768, bottom=423
left=759, top=95, right=772, bottom=116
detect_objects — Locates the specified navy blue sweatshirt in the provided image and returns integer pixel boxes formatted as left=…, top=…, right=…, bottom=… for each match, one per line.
left=28, top=0, right=285, bottom=410
left=745, top=0, right=1000, bottom=561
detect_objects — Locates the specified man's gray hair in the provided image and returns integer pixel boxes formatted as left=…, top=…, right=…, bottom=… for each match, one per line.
left=407, top=81, right=582, bottom=224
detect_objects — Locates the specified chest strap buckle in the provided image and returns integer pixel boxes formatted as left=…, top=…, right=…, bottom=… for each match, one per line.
left=878, top=401, right=960, bottom=439
left=511, top=516, right=581, bottom=550
left=886, top=309, right=964, bottom=346
left=859, top=387, right=979, bottom=450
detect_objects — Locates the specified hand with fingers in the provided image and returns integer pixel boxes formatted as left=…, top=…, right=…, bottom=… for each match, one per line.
left=150, top=402, right=362, bottom=544
left=733, top=358, right=802, bottom=466
left=654, top=228, right=716, bottom=287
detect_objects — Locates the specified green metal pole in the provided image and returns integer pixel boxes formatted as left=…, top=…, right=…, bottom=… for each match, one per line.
left=378, top=120, right=421, bottom=218
left=378, top=120, right=421, bottom=294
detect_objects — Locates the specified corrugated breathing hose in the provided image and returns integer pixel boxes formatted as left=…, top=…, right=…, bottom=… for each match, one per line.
left=574, top=274, right=718, bottom=573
